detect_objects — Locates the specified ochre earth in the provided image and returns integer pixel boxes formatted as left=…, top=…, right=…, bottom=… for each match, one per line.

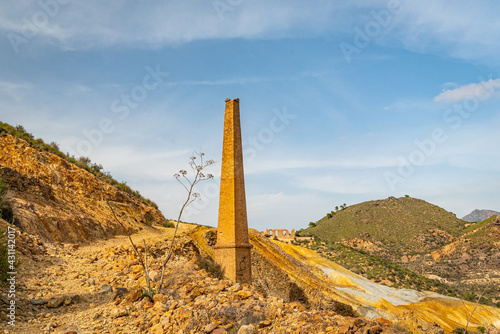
left=0, top=134, right=165, bottom=244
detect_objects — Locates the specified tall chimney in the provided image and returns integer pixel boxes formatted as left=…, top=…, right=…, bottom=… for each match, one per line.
left=214, top=98, right=252, bottom=283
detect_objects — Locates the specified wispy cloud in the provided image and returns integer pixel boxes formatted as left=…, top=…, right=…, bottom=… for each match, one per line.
left=434, top=79, right=500, bottom=103
left=3, top=0, right=500, bottom=68
left=0, top=1, right=343, bottom=50
left=166, top=71, right=328, bottom=87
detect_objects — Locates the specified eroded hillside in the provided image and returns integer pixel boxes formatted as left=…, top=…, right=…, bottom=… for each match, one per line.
left=0, top=134, right=165, bottom=243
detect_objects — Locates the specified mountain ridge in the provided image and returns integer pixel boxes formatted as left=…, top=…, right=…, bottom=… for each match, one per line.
left=463, top=209, right=500, bottom=222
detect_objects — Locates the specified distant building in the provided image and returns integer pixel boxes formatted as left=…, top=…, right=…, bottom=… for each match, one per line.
left=265, top=228, right=313, bottom=242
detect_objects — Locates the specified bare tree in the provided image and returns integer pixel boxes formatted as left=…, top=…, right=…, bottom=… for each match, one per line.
left=158, top=152, right=214, bottom=290
left=128, top=152, right=214, bottom=300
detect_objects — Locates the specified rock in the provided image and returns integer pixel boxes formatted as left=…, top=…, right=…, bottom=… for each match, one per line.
left=110, top=308, right=128, bottom=319
left=212, top=329, right=228, bottom=334
left=149, top=270, right=160, bottom=282
left=47, top=296, right=65, bottom=308
left=373, top=317, right=392, bottom=328
left=150, top=323, right=164, bottom=334
left=42, top=323, right=55, bottom=331
left=63, top=296, right=73, bottom=306
left=288, top=301, right=306, bottom=311
left=203, top=323, right=218, bottom=333
left=65, top=244, right=80, bottom=250
left=237, top=324, right=257, bottom=334
left=338, top=323, right=351, bottom=334
left=228, top=284, right=242, bottom=292
left=87, top=278, right=95, bottom=285
left=30, top=299, right=47, bottom=305
left=124, top=287, right=143, bottom=303
left=97, top=284, right=113, bottom=294
left=153, top=293, right=168, bottom=303
left=111, top=287, right=129, bottom=300
left=153, top=301, right=167, bottom=313
left=486, top=325, right=500, bottom=334
left=169, top=301, right=179, bottom=311
left=234, top=290, right=253, bottom=299
left=258, top=320, right=271, bottom=328
left=368, top=325, right=383, bottom=334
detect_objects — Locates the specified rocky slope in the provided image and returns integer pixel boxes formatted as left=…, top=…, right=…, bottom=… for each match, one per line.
left=300, top=197, right=500, bottom=306
left=430, top=216, right=500, bottom=304
left=463, top=209, right=500, bottom=222
left=0, top=134, right=165, bottom=243
left=1, top=224, right=401, bottom=334
left=3, top=223, right=499, bottom=334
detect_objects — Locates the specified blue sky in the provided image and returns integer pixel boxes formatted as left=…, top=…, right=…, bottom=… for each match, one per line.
left=1, top=1, right=499, bottom=230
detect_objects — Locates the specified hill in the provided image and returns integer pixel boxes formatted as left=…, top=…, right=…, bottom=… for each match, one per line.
left=302, top=196, right=467, bottom=259
left=299, top=197, right=499, bottom=307
left=0, top=126, right=165, bottom=244
left=463, top=209, right=500, bottom=222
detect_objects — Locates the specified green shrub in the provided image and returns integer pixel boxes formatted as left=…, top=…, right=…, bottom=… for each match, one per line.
left=195, top=255, right=224, bottom=279
left=163, top=221, right=175, bottom=228
left=0, top=179, right=14, bottom=223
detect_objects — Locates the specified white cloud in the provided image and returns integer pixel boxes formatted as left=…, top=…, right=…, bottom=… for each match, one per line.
left=0, top=81, right=32, bottom=101
left=434, top=79, right=500, bottom=103
left=244, top=155, right=402, bottom=176
left=387, top=1, right=500, bottom=61
left=0, top=1, right=343, bottom=50
left=2, top=0, right=500, bottom=66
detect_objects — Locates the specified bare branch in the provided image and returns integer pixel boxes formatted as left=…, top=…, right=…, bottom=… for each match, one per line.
left=143, top=239, right=153, bottom=300
left=465, top=281, right=491, bottom=334
left=175, top=176, right=190, bottom=193
left=158, top=151, right=215, bottom=292
left=128, top=236, right=153, bottom=301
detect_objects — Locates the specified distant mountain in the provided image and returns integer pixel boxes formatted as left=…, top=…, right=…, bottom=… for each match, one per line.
left=462, top=209, right=500, bottom=222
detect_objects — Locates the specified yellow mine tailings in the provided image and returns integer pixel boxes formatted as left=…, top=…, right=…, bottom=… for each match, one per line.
left=275, top=240, right=500, bottom=333
left=191, top=227, right=500, bottom=332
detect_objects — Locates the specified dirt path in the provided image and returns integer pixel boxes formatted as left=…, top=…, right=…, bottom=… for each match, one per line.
left=1, top=223, right=197, bottom=334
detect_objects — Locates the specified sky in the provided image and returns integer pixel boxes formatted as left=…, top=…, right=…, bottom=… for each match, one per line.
left=1, top=0, right=499, bottom=231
